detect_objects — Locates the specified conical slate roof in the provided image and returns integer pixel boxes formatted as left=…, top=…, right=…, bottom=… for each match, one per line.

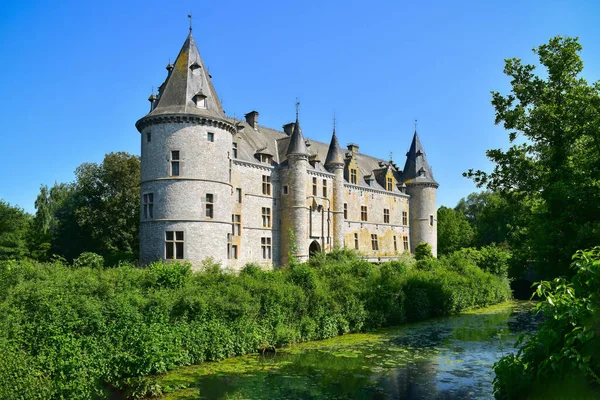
left=286, top=116, right=309, bottom=156
left=148, top=32, right=224, bottom=119
left=324, top=127, right=344, bottom=169
left=400, top=131, right=438, bottom=186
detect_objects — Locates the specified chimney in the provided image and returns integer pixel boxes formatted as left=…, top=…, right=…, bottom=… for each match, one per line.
left=283, top=122, right=295, bottom=136
left=244, top=111, right=259, bottom=130
left=347, top=143, right=359, bottom=153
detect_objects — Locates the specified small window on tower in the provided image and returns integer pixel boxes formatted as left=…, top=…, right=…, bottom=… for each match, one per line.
left=205, top=194, right=214, bottom=218
left=147, top=132, right=151, bottom=143
left=171, top=151, right=180, bottom=176
left=282, top=186, right=289, bottom=195
left=354, top=233, right=359, bottom=250
left=262, top=175, right=271, bottom=196
left=232, top=142, right=238, bottom=158
left=236, top=188, right=242, bottom=203
left=344, top=203, right=348, bottom=219
left=430, top=215, right=434, bottom=226
left=207, top=132, right=214, bottom=142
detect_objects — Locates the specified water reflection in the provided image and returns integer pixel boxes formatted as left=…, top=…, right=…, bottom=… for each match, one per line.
left=160, top=301, right=537, bottom=400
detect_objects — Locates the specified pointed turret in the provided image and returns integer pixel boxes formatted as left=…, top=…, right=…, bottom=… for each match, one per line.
left=400, top=131, right=438, bottom=186
left=148, top=32, right=224, bottom=119
left=324, top=126, right=344, bottom=170
left=286, top=116, right=309, bottom=156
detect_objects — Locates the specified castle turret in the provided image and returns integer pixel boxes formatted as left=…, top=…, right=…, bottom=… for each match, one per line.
left=136, top=31, right=236, bottom=268
left=400, top=130, right=439, bottom=256
left=282, top=111, right=310, bottom=264
left=324, top=123, right=345, bottom=249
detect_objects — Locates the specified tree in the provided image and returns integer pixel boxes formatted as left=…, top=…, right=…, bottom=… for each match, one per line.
left=0, top=200, right=31, bottom=260
left=437, top=206, right=473, bottom=255
left=465, top=36, right=600, bottom=278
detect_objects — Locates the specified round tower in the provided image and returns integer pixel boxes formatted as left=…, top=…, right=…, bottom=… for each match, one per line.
left=324, top=124, right=345, bottom=249
left=400, top=130, right=439, bottom=257
left=282, top=112, right=310, bottom=264
left=136, top=31, right=236, bottom=268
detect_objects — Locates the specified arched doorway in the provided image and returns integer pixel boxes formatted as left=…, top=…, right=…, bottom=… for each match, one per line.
left=309, top=240, right=321, bottom=257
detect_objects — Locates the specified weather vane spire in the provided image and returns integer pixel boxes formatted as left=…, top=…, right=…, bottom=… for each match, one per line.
left=414, top=119, right=418, bottom=132
left=188, top=13, right=193, bottom=32
left=295, top=98, right=300, bottom=119
left=333, top=113, right=336, bottom=134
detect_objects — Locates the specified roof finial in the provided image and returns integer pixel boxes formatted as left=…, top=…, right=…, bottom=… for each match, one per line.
left=295, top=98, right=300, bottom=119
left=188, top=13, right=193, bottom=32
left=389, top=151, right=393, bottom=161
left=333, top=113, right=336, bottom=134
left=414, top=119, right=418, bottom=132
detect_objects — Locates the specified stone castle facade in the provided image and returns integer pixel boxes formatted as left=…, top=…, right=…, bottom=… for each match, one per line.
left=136, top=31, right=439, bottom=270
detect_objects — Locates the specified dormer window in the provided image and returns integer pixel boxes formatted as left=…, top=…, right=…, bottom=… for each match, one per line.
left=193, top=94, right=207, bottom=109
left=418, top=167, right=426, bottom=177
left=190, top=61, right=201, bottom=75
left=260, top=154, right=272, bottom=164
left=350, top=169, right=358, bottom=184
left=365, top=176, right=374, bottom=186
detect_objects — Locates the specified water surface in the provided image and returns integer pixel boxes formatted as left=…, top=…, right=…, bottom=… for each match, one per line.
left=158, top=301, right=537, bottom=399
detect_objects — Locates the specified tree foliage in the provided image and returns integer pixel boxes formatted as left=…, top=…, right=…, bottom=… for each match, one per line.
left=437, top=206, right=473, bottom=255
left=465, top=36, right=600, bottom=278
left=0, top=200, right=31, bottom=260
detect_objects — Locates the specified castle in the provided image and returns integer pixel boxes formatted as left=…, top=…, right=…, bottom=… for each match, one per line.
left=136, top=30, right=438, bottom=269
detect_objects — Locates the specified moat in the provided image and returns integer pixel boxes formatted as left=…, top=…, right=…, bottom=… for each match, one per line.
left=154, top=301, right=537, bottom=399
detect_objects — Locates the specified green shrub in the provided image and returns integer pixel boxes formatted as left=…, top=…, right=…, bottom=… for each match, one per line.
left=415, top=242, right=433, bottom=260
left=73, top=252, right=105, bottom=269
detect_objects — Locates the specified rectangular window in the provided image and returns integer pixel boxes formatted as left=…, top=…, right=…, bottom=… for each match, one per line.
left=143, top=193, right=154, bottom=219
left=236, top=188, right=242, bottom=203
left=403, top=236, right=409, bottom=251
left=205, top=193, right=214, bottom=218
left=232, top=214, right=241, bottom=236
left=402, top=211, right=408, bottom=226
left=361, top=206, right=368, bottom=221
left=232, top=142, right=238, bottom=158
left=322, top=179, right=327, bottom=197
left=430, top=215, right=434, bottom=226
left=262, top=175, right=271, bottom=196
left=354, top=233, right=359, bottom=250
left=262, top=207, right=271, bottom=228
left=344, top=203, right=348, bottom=219
left=384, top=208, right=390, bottom=224
left=147, top=132, right=151, bottom=143
left=394, top=236, right=398, bottom=252
left=282, top=185, right=289, bottom=195
left=171, top=150, right=180, bottom=176
left=261, top=237, right=272, bottom=259
left=231, top=244, right=238, bottom=259
left=387, top=177, right=393, bottom=191
left=165, top=231, right=184, bottom=259
left=350, top=169, right=357, bottom=184
left=371, top=234, right=379, bottom=251
left=312, top=177, right=317, bottom=196
left=207, top=132, right=214, bottom=142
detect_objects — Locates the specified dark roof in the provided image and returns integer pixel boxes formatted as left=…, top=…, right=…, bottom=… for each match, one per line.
left=400, top=131, right=438, bottom=186
left=324, top=128, right=345, bottom=169
left=286, top=117, right=309, bottom=156
left=147, top=32, right=225, bottom=119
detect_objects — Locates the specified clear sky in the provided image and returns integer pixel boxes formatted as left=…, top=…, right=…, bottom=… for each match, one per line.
left=1, top=0, right=599, bottom=213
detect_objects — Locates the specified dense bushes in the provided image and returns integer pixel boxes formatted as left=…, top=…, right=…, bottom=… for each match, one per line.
left=493, top=247, right=600, bottom=399
left=0, top=250, right=511, bottom=399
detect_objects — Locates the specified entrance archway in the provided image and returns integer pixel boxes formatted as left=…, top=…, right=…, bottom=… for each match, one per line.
left=309, top=240, right=321, bottom=257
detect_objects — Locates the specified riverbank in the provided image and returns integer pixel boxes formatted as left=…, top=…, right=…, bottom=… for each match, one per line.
left=0, top=249, right=511, bottom=399
left=154, top=301, right=537, bottom=399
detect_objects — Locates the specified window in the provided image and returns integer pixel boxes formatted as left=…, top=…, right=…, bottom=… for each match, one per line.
left=430, top=215, right=434, bottom=226
left=403, top=236, right=409, bottom=251
left=262, top=175, right=271, bottom=195
left=387, top=177, right=393, bottom=191
left=165, top=231, right=184, bottom=259
left=322, top=179, right=327, bottom=197
left=146, top=132, right=151, bottom=143
left=350, top=169, right=357, bottom=184
left=394, top=236, right=398, bottom=252
left=231, top=245, right=238, bottom=259
left=232, top=214, right=241, bottom=236
left=236, top=188, right=242, bottom=203
left=361, top=206, right=368, bottom=221
left=371, top=234, right=379, bottom=251
left=194, top=95, right=206, bottom=109
left=205, top=194, right=214, bottom=218
left=402, top=211, right=408, bottom=225
left=171, top=151, right=180, bottom=176
left=261, top=237, right=272, bottom=259
left=282, top=185, right=289, bottom=195
left=143, top=193, right=154, bottom=219
left=354, top=233, right=359, bottom=250
left=207, top=132, right=214, bottom=142
left=262, top=207, right=271, bottom=228
left=384, top=209, right=390, bottom=224
left=232, top=142, right=238, bottom=158
left=344, top=203, right=348, bottom=219
left=312, top=177, right=317, bottom=196
left=260, top=154, right=272, bottom=164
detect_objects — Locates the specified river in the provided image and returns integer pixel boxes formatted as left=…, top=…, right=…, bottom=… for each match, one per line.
left=155, top=301, right=537, bottom=399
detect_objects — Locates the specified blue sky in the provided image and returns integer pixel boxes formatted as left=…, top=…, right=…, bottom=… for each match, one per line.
left=1, top=0, right=599, bottom=213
